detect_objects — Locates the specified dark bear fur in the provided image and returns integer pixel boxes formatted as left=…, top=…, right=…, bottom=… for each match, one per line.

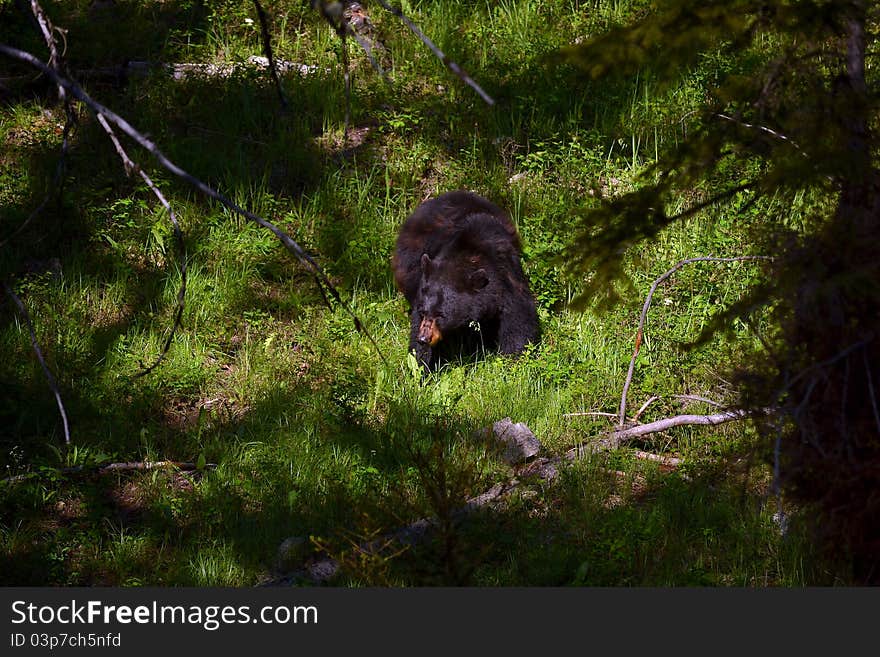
left=392, top=190, right=540, bottom=371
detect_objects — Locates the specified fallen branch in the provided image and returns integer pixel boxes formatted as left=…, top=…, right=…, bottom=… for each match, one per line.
left=563, top=411, right=618, bottom=420
left=22, top=0, right=66, bottom=101
left=95, top=460, right=214, bottom=473
left=577, top=409, right=755, bottom=454
left=2, top=460, right=216, bottom=485
left=674, top=394, right=723, bottom=407
left=3, top=283, right=70, bottom=445
left=267, top=479, right=518, bottom=585
left=0, top=44, right=386, bottom=364
left=632, top=450, right=682, bottom=467
left=74, top=57, right=322, bottom=82
left=270, top=407, right=749, bottom=585
left=618, top=255, right=772, bottom=427
left=716, top=113, right=809, bottom=160
left=632, top=395, right=660, bottom=422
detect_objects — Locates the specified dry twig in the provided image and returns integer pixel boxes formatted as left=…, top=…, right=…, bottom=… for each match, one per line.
left=3, top=282, right=71, bottom=446
left=94, top=113, right=188, bottom=377
left=632, top=451, right=682, bottom=467
left=1, top=0, right=75, bottom=249
left=252, top=0, right=289, bottom=109
left=618, top=255, right=772, bottom=427
left=374, top=0, right=495, bottom=105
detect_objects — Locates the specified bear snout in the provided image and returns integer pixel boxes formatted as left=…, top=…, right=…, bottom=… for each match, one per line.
left=417, top=317, right=443, bottom=346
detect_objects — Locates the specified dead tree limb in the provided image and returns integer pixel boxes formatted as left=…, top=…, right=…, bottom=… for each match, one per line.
left=633, top=451, right=682, bottom=467
left=95, top=460, right=214, bottom=473
left=94, top=113, right=188, bottom=377
left=716, top=113, right=808, bottom=158
left=1, top=0, right=76, bottom=249
left=74, top=58, right=322, bottom=82
left=563, top=411, right=618, bottom=420
left=674, top=394, right=723, bottom=407
left=373, top=0, right=495, bottom=105
left=267, top=479, right=518, bottom=585
left=252, top=0, right=289, bottom=109
left=632, top=395, right=660, bottom=422
left=0, top=44, right=386, bottom=363
left=618, top=255, right=772, bottom=427
left=2, top=460, right=216, bottom=485
left=579, top=409, right=755, bottom=454
left=22, top=0, right=66, bottom=100
left=3, top=282, right=71, bottom=446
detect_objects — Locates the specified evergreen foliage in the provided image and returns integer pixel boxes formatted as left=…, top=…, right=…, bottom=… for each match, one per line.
left=564, top=0, right=880, bottom=581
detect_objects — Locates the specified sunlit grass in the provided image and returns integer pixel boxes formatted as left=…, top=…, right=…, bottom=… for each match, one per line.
left=0, top=0, right=833, bottom=586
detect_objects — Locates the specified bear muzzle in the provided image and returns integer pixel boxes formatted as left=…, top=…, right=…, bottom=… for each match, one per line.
left=417, top=317, right=443, bottom=346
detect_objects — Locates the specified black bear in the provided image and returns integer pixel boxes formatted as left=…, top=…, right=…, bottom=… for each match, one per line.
left=392, top=190, right=540, bottom=371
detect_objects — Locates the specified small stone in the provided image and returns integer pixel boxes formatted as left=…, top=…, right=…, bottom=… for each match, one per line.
left=276, top=536, right=310, bottom=571
left=490, top=417, right=542, bottom=465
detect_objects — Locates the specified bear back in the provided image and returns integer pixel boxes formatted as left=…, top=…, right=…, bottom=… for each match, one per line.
left=393, top=190, right=522, bottom=304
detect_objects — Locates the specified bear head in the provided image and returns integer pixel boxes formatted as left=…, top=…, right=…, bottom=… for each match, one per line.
left=413, top=250, right=494, bottom=348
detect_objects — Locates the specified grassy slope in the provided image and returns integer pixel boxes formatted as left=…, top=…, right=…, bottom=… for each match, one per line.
left=0, top=0, right=835, bottom=585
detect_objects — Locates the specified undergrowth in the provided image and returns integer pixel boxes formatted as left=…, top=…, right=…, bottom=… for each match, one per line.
left=0, top=0, right=841, bottom=585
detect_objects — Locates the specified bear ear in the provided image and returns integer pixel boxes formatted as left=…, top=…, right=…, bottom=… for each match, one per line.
left=469, top=268, right=489, bottom=290
left=420, top=253, right=432, bottom=273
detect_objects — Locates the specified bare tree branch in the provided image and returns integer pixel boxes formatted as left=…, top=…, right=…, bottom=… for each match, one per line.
left=618, top=255, right=773, bottom=427
left=0, top=44, right=386, bottom=363
left=1, top=0, right=76, bottom=249
left=94, top=113, right=188, bottom=377
left=716, top=113, right=808, bottom=158
left=373, top=0, right=495, bottom=106
left=563, top=411, right=618, bottom=419
left=2, top=459, right=216, bottom=484
left=252, top=0, right=289, bottom=109
left=674, top=394, right=724, bottom=407
left=3, top=282, right=71, bottom=446
left=608, top=409, right=752, bottom=441
left=632, top=395, right=660, bottom=422
left=22, top=0, right=66, bottom=101
left=633, top=450, right=682, bottom=467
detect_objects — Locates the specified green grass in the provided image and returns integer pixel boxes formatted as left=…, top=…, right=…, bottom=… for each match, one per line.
left=0, top=0, right=846, bottom=586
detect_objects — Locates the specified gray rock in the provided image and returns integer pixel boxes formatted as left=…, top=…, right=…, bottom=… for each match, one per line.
left=275, top=536, right=310, bottom=571
left=490, top=417, right=542, bottom=465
